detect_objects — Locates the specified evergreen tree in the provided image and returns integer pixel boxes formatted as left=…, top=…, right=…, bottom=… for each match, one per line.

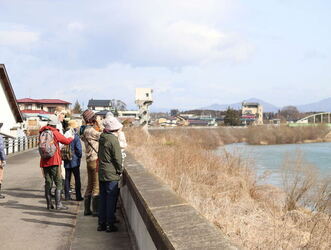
left=72, top=100, right=82, bottom=114
left=170, top=109, right=179, bottom=116
left=224, top=107, right=241, bottom=126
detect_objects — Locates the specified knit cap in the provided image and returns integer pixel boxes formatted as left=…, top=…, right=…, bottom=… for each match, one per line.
left=82, top=109, right=96, bottom=123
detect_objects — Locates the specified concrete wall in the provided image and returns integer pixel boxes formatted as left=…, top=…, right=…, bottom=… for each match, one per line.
left=0, top=78, right=19, bottom=136
left=121, top=154, right=239, bottom=250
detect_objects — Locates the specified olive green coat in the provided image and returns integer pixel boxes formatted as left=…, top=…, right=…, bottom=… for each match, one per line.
left=98, top=131, right=123, bottom=182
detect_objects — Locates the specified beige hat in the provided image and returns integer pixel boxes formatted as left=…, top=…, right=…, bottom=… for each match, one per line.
left=54, top=107, right=67, bottom=115
left=68, top=120, right=79, bottom=129
left=103, top=117, right=123, bottom=131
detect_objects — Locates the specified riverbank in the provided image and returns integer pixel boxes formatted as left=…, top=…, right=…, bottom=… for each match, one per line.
left=244, top=125, right=330, bottom=145
left=149, top=125, right=331, bottom=145
left=126, top=127, right=331, bottom=249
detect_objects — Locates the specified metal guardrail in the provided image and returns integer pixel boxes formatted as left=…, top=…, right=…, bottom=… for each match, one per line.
left=4, top=136, right=39, bottom=155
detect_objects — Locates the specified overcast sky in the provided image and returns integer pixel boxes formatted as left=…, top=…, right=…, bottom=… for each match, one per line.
left=0, top=0, right=330, bottom=111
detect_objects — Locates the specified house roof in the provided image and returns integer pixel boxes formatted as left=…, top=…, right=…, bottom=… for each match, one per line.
left=242, top=102, right=260, bottom=107
left=17, top=98, right=71, bottom=104
left=88, top=99, right=112, bottom=107
left=21, top=110, right=53, bottom=114
left=0, top=64, right=23, bottom=123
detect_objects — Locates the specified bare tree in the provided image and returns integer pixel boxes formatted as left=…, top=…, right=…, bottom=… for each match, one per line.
left=280, top=106, right=300, bottom=121
left=111, top=99, right=127, bottom=111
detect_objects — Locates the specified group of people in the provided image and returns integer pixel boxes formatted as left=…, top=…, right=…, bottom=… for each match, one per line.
left=81, top=110, right=126, bottom=232
left=41, top=108, right=126, bottom=232
left=0, top=107, right=126, bottom=233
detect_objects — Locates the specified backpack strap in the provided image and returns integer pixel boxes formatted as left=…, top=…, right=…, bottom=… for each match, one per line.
left=83, top=134, right=98, bottom=153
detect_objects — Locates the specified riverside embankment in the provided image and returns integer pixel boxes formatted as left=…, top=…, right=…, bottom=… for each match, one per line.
left=127, top=127, right=331, bottom=249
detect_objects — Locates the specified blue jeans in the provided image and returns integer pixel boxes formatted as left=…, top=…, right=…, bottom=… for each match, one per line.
left=64, top=167, right=82, bottom=199
left=98, top=181, right=119, bottom=225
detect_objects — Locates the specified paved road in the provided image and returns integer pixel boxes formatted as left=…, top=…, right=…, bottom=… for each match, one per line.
left=0, top=149, right=133, bottom=250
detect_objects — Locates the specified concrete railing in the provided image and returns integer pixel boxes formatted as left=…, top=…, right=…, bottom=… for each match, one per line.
left=121, top=154, right=238, bottom=250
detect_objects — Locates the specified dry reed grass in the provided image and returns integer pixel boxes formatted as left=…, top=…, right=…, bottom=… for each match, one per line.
left=126, top=127, right=331, bottom=249
left=245, top=125, right=330, bottom=145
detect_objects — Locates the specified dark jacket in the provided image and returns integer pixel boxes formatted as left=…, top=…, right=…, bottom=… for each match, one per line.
left=0, top=135, right=6, bottom=161
left=39, top=126, right=73, bottom=168
left=64, top=132, right=82, bottom=169
left=98, top=131, right=123, bottom=182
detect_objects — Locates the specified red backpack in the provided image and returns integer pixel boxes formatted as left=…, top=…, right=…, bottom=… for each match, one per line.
left=39, top=130, right=57, bottom=159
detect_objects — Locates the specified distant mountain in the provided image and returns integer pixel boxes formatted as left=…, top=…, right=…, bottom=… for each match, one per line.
left=297, top=98, right=331, bottom=112
left=150, top=106, right=170, bottom=113
left=201, top=98, right=279, bottom=112
left=150, top=97, right=331, bottom=114
left=201, top=103, right=237, bottom=111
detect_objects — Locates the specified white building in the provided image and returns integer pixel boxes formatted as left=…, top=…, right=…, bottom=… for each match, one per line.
left=135, top=88, right=153, bottom=103
left=241, top=102, right=263, bottom=125
left=17, top=98, right=71, bottom=114
left=118, top=110, right=139, bottom=119
left=135, top=88, right=153, bottom=126
left=87, top=99, right=113, bottom=111
left=0, top=64, right=23, bottom=137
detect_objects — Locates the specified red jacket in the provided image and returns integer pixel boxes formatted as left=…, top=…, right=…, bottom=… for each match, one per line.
left=39, top=126, right=73, bottom=168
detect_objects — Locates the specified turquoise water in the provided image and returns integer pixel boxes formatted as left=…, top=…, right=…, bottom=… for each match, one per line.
left=218, top=142, right=331, bottom=186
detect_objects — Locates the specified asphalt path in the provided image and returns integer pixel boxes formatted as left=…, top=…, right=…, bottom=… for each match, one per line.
left=0, top=149, right=133, bottom=250
left=0, top=150, right=81, bottom=250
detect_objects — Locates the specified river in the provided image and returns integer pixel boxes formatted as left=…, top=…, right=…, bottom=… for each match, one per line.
left=217, top=142, right=331, bottom=187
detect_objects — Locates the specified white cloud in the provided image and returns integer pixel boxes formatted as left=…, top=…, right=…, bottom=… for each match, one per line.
left=0, top=0, right=251, bottom=68
left=149, top=21, right=228, bottom=62
left=0, top=30, right=39, bottom=46
left=7, top=0, right=331, bottom=110
left=67, top=22, right=84, bottom=32
left=124, top=1, right=250, bottom=66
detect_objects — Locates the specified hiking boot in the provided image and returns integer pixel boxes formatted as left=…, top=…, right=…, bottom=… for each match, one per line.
left=55, top=189, right=68, bottom=210
left=76, top=187, right=83, bottom=201
left=114, top=216, right=120, bottom=224
left=106, top=224, right=118, bottom=233
left=45, top=187, right=54, bottom=210
left=84, top=195, right=92, bottom=216
left=0, top=184, right=5, bottom=199
left=92, top=195, right=99, bottom=216
left=97, top=223, right=107, bottom=231
left=76, top=196, right=84, bottom=201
